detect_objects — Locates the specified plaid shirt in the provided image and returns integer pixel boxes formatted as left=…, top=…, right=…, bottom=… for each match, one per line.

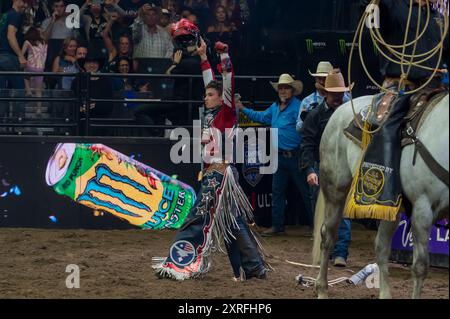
left=132, top=23, right=174, bottom=59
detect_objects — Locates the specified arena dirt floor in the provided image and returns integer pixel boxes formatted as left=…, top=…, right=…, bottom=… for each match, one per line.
left=0, top=224, right=448, bottom=299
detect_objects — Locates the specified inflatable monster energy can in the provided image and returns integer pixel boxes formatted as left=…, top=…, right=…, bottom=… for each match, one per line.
left=45, top=143, right=196, bottom=229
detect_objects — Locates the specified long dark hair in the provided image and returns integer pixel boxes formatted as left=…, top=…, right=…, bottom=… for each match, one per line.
left=24, top=26, right=46, bottom=46
left=213, top=5, right=233, bottom=29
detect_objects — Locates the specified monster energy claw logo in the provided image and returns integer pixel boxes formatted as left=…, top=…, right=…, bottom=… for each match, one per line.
left=306, top=39, right=326, bottom=54
left=338, top=39, right=346, bottom=56
left=306, top=39, right=314, bottom=54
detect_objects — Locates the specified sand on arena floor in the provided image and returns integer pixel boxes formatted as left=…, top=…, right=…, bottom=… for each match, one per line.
left=0, top=224, right=448, bottom=299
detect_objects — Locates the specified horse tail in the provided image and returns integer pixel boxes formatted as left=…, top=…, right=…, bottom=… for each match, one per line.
left=312, top=189, right=325, bottom=266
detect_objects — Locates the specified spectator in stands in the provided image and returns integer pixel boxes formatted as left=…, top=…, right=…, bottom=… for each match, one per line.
left=75, top=44, right=88, bottom=71
left=180, top=5, right=194, bottom=18
left=210, top=0, right=241, bottom=28
left=41, top=0, right=76, bottom=41
left=162, top=0, right=180, bottom=12
left=206, top=4, right=237, bottom=53
left=52, top=37, right=78, bottom=90
left=159, top=8, right=173, bottom=35
left=80, top=0, right=109, bottom=44
left=0, top=0, right=27, bottom=120
left=102, top=2, right=131, bottom=44
left=184, top=0, right=209, bottom=23
left=187, top=12, right=199, bottom=26
left=22, top=0, right=36, bottom=28
left=76, top=45, right=88, bottom=60
left=101, top=12, right=133, bottom=72
left=32, top=0, right=52, bottom=26
left=131, top=4, right=174, bottom=59
left=207, top=5, right=236, bottom=33
left=75, top=53, right=114, bottom=135
left=111, top=56, right=135, bottom=91
left=103, top=0, right=127, bottom=16
left=21, top=26, right=48, bottom=114
left=41, top=0, right=78, bottom=88
left=118, top=0, right=161, bottom=25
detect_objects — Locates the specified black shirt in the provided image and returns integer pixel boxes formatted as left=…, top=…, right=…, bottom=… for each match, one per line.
left=0, top=8, right=23, bottom=55
left=72, top=76, right=113, bottom=118
left=300, top=101, right=336, bottom=176
left=360, top=0, right=448, bottom=81
left=88, top=15, right=108, bottom=41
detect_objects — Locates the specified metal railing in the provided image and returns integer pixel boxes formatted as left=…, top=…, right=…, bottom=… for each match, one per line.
left=0, top=71, right=278, bottom=137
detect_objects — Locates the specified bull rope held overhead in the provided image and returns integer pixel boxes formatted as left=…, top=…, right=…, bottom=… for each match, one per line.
left=348, top=0, right=449, bottom=135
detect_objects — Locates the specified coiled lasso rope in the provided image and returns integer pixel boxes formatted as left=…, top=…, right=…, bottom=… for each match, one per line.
left=347, top=0, right=449, bottom=135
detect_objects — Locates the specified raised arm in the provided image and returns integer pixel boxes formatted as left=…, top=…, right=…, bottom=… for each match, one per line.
left=102, top=12, right=119, bottom=61
left=215, top=42, right=234, bottom=110
left=197, top=38, right=215, bottom=86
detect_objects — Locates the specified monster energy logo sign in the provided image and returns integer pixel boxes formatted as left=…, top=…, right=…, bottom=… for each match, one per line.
left=306, top=39, right=314, bottom=54
left=305, top=39, right=326, bottom=54
left=338, top=39, right=347, bottom=56
left=338, top=39, right=359, bottom=56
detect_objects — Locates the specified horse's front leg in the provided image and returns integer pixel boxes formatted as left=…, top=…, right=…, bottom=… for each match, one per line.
left=375, top=219, right=400, bottom=299
left=316, top=203, right=342, bottom=299
left=411, top=198, right=434, bottom=299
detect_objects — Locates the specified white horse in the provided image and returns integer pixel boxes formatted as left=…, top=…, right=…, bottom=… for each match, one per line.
left=312, top=93, right=449, bottom=299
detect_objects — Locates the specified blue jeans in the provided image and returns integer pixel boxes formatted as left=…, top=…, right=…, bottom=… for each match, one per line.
left=0, top=53, right=25, bottom=119
left=333, top=218, right=351, bottom=260
left=225, top=215, right=265, bottom=278
left=310, top=165, right=352, bottom=260
left=272, top=153, right=313, bottom=232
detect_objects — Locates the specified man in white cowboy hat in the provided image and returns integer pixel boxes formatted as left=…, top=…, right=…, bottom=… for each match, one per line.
left=296, top=61, right=350, bottom=132
left=237, top=74, right=314, bottom=237
left=300, top=69, right=353, bottom=267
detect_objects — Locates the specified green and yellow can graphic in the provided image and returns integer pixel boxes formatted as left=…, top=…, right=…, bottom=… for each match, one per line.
left=45, top=143, right=196, bottom=229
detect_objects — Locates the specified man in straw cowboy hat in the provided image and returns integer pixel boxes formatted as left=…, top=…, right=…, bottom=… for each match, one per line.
left=300, top=69, right=353, bottom=267
left=297, top=61, right=350, bottom=131
left=237, top=74, right=314, bottom=237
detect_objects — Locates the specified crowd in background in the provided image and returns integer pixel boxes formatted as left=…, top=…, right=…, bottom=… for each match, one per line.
left=1, top=0, right=251, bottom=80
left=0, top=0, right=253, bottom=133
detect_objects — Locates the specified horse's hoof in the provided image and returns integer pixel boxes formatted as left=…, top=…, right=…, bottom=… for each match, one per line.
left=317, top=293, right=329, bottom=299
